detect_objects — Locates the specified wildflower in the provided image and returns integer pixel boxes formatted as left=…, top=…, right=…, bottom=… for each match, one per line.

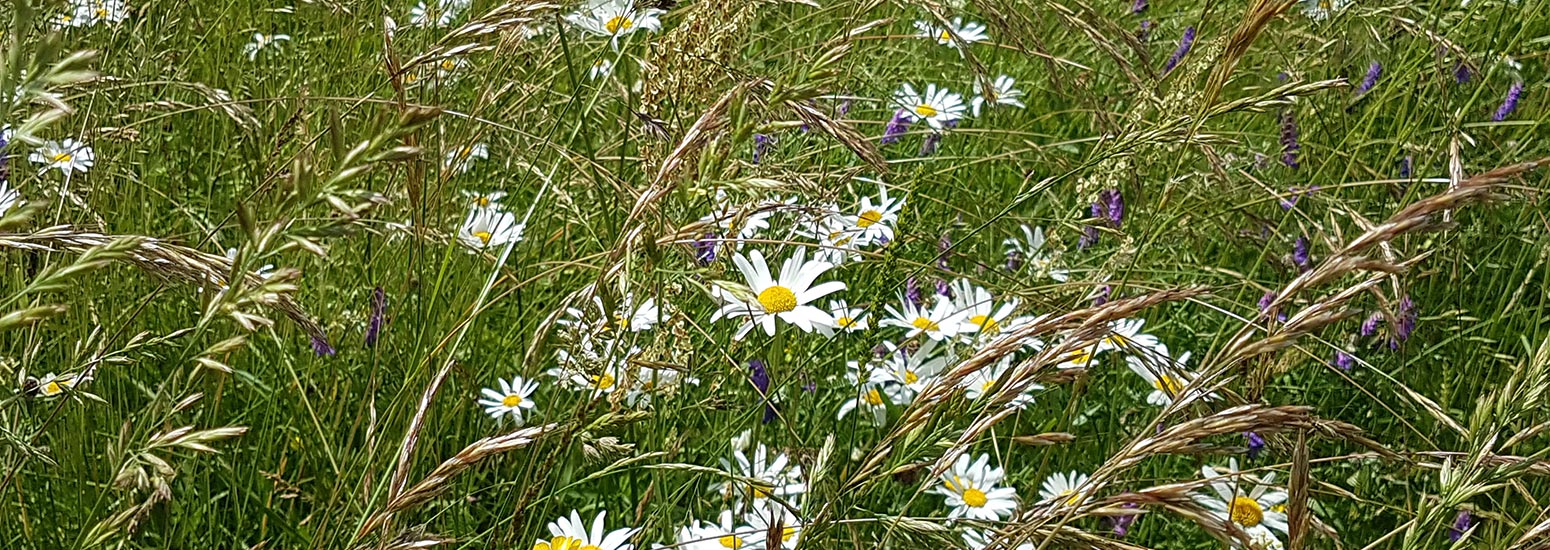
left=1333, top=350, right=1354, bottom=371
left=962, top=355, right=1043, bottom=409
left=1100, top=318, right=1163, bottom=355
left=678, top=510, right=754, bottom=550
left=697, top=196, right=773, bottom=249
left=893, top=83, right=967, bottom=131
left=1162, top=26, right=1195, bottom=74
left=1293, top=236, right=1310, bottom=270
left=558, top=291, right=662, bottom=335
left=752, top=133, right=772, bottom=164
left=456, top=206, right=524, bottom=251
left=477, top=376, right=538, bottom=424
left=443, top=143, right=489, bottom=174
left=849, top=183, right=905, bottom=244
left=1245, top=432, right=1267, bottom=459
left=1195, top=458, right=1289, bottom=538
left=1003, top=225, right=1068, bottom=281
left=462, top=190, right=507, bottom=209
left=872, top=338, right=949, bottom=396
left=1302, top=0, right=1350, bottom=21
left=693, top=233, right=718, bottom=265
left=1360, top=313, right=1382, bottom=337
left=1109, top=503, right=1139, bottom=536
left=962, top=529, right=1033, bottom=550
left=30, top=139, right=94, bottom=175
left=365, top=287, right=387, bottom=347
left=244, top=33, right=292, bottom=61
left=1126, top=349, right=1214, bottom=406
left=934, top=453, right=1019, bottom=521
left=311, top=333, right=336, bottom=357
left=1454, top=63, right=1472, bottom=85
left=550, top=339, right=633, bottom=395
left=589, top=58, right=614, bottom=80
left=1492, top=81, right=1524, bottom=121
left=745, top=502, right=803, bottom=549
left=837, top=380, right=902, bottom=425
left=54, top=0, right=128, bottom=28
left=970, top=75, right=1026, bottom=116
left=905, top=276, right=923, bottom=307
left=1138, top=19, right=1152, bottom=41
left=1399, top=155, right=1412, bottom=179
left=410, top=0, right=469, bottom=27
left=951, top=279, right=1018, bottom=342
left=1132, top=0, right=1148, bottom=12
left=1356, top=61, right=1382, bottom=95
left=1449, top=510, right=1474, bottom=542
left=1099, top=188, right=1124, bottom=226
left=919, top=132, right=942, bottom=156
left=882, top=294, right=967, bottom=341
left=817, top=299, right=868, bottom=336
left=747, top=359, right=778, bottom=423
left=913, top=18, right=990, bottom=50
left=35, top=372, right=78, bottom=397
left=1392, top=295, right=1417, bottom=346
left=0, top=181, right=21, bottom=216
left=1092, top=285, right=1111, bottom=306
left=1279, top=109, right=1300, bottom=169
left=565, top=0, right=665, bottom=49
left=712, top=248, right=846, bottom=339
left=534, top=509, right=638, bottom=550
left=880, top=109, right=911, bottom=145
left=1037, top=471, right=1090, bottom=505
left=1259, top=291, right=1286, bottom=323
left=719, top=441, right=806, bottom=503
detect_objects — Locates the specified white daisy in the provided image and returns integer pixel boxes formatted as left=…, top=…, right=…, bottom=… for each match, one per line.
left=35, top=372, right=79, bottom=397
left=410, top=0, right=470, bottom=28
left=718, top=442, right=806, bottom=504
left=961, top=355, right=1043, bottom=409
left=456, top=206, right=524, bottom=251
left=1195, top=459, right=1290, bottom=539
left=565, top=0, right=665, bottom=49
left=1125, top=348, right=1215, bottom=406
left=678, top=510, right=758, bottom=550
left=913, top=17, right=990, bottom=49
left=971, top=74, right=1026, bottom=116
left=477, top=375, right=538, bottom=425
left=745, top=502, right=803, bottom=549
left=443, top=142, right=489, bottom=173
left=849, top=183, right=905, bottom=244
left=1002, top=225, right=1068, bottom=281
left=624, top=365, right=699, bottom=407
left=1051, top=344, right=1101, bottom=370
left=550, top=338, right=634, bottom=395
left=816, top=299, right=868, bottom=336
left=30, top=139, right=94, bottom=175
left=462, top=190, right=507, bottom=209
left=557, top=288, right=663, bottom=335
left=962, top=529, right=1034, bottom=550
left=711, top=248, right=846, bottom=340
left=1037, top=470, right=1090, bottom=506
left=698, top=199, right=774, bottom=250
left=589, top=58, right=614, bottom=80
left=804, top=210, right=870, bottom=266
left=533, top=509, right=638, bottom=550
left=837, top=380, right=903, bottom=426
left=1301, top=0, right=1350, bottom=21
left=893, top=83, right=967, bottom=130
left=871, top=338, right=949, bottom=396
left=0, top=181, right=21, bottom=216
left=934, top=453, right=1019, bottom=521
left=54, top=0, right=128, bottom=28
left=1099, top=318, right=1164, bottom=356
left=1246, top=526, right=1286, bottom=550
left=882, top=295, right=968, bottom=341
left=950, top=279, right=1019, bottom=343
left=244, top=33, right=291, bottom=61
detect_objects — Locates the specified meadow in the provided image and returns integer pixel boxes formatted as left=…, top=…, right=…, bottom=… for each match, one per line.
left=0, top=0, right=1548, bottom=548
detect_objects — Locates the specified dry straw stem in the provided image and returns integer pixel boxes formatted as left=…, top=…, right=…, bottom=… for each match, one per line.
left=395, top=1, right=558, bottom=73
left=358, top=423, right=558, bottom=540
left=1512, top=517, right=1550, bottom=550
left=1043, top=0, right=1150, bottom=87
left=1201, top=0, right=1298, bottom=106
left=1286, top=430, right=1312, bottom=550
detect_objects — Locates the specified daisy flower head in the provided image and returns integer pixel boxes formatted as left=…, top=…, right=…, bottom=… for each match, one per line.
left=550, top=338, right=634, bottom=395
left=244, top=33, right=291, bottom=61
left=443, top=142, right=489, bottom=174
left=873, top=338, right=949, bottom=395
left=565, top=0, right=665, bottom=49
left=1302, top=0, right=1351, bottom=21
left=718, top=442, right=806, bottom=504
left=462, top=190, right=507, bottom=209
left=1003, top=224, right=1068, bottom=281
left=698, top=199, right=774, bottom=250
left=435, top=57, right=471, bottom=81
left=803, top=210, right=869, bottom=266
left=1125, top=349, right=1216, bottom=406
left=677, top=510, right=759, bottom=550
left=837, top=380, right=904, bottom=426
left=961, top=355, right=1043, bottom=409
left=962, top=529, right=1034, bottom=550
left=934, top=453, right=1018, bottom=521
left=711, top=248, right=846, bottom=340
left=913, top=17, right=990, bottom=50
left=850, top=182, right=905, bottom=244
left=816, top=299, right=868, bottom=336
left=624, top=365, right=699, bottom=407
left=34, top=372, right=79, bottom=397
left=55, top=0, right=128, bottom=28
left=893, top=83, right=967, bottom=131
left=971, top=74, right=1026, bottom=116
left=1, top=181, right=21, bottom=216
left=477, top=376, right=538, bottom=425
left=410, top=0, right=469, bottom=28
left=745, top=501, right=803, bottom=549
left=558, top=290, right=663, bottom=335
left=534, top=509, right=638, bottom=550
left=456, top=206, right=524, bottom=251
left=1196, top=458, right=1290, bottom=539
left=589, top=58, right=614, bottom=80
left=1099, top=318, right=1164, bottom=356
left=1037, top=470, right=1090, bottom=506
left=30, top=139, right=94, bottom=174
left=950, top=279, right=1019, bottom=343
left=882, top=294, right=967, bottom=341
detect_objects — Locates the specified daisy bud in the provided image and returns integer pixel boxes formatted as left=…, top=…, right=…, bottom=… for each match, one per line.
left=881, top=108, right=911, bottom=145
left=1492, top=81, right=1524, bottom=122
left=1449, top=510, right=1473, bottom=542
left=1280, top=109, right=1301, bottom=169
left=1162, top=26, right=1195, bottom=74
left=1356, top=61, right=1382, bottom=95
left=365, top=287, right=387, bottom=347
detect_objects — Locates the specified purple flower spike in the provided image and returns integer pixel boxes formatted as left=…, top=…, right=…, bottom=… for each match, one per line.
left=1400, top=155, right=1413, bottom=179
left=749, top=359, right=777, bottom=424
left=937, top=232, right=952, bottom=270
left=311, top=333, right=336, bottom=357
left=1357, top=61, right=1382, bottom=95
left=1361, top=312, right=1383, bottom=337
left=1138, top=20, right=1152, bottom=41
left=881, top=109, right=911, bottom=145
left=1492, top=81, right=1524, bottom=122
left=1245, top=431, right=1267, bottom=459
left=934, top=279, right=951, bottom=298
left=694, top=233, right=718, bottom=265
left=365, top=287, right=387, bottom=347
left=919, top=132, right=942, bottom=156
left=1109, top=503, right=1138, bottom=537
left=1334, top=350, right=1354, bottom=371
left=1163, top=26, right=1195, bottom=74
left=1454, top=63, right=1472, bottom=85
left=1131, top=0, right=1147, bottom=13
left=1079, top=224, right=1100, bottom=249
left=1394, top=295, right=1418, bottom=344
left=905, top=276, right=923, bottom=307
left=1259, top=291, right=1286, bottom=322
left=753, top=133, right=772, bottom=164
left=1449, top=510, right=1473, bottom=542
left=1280, top=109, right=1301, bottom=169
left=1093, top=285, right=1112, bottom=306
left=1101, top=188, right=1125, bottom=227
left=1293, top=236, right=1310, bottom=270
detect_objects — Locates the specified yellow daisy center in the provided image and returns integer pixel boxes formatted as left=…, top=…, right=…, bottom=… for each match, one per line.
left=938, top=30, right=952, bottom=42
left=911, top=317, right=940, bottom=332
left=1154, top=374, right=1183, bottom=396
left=1230, top=496, right=1264, bottom=527
left=857, top=209, right=883, bottom=228
left=1060, top=489, right=1082, bottom=506
left=1318, top=0, right=1331, bottom=8
left=605, top=16, right=633, bottom=34
left=590, top=373, right=616, bottom=390
left=474, top=231, right=493, bottom=245
left=903, top=370, right=919, bottom=384
left=969, top=314, right=1000, bottom=334
left=750, top=483, right=772, bottom=498
left=718, top=534, right=743, bottom=548
left=757, top=286, right=798, bottom=313
left=45, top=381, right=62, bottom=395
left=52, top=153, right=72, bottom=163
left=533, top=536, right=588, bottom=550
left=962, top=488, right=988, bottom=507
left=1105, top=333, right=1130, bottom=347
left=475, top=196, right=491, bottom=207
left=914, top=103, right=938, bottom=118
left=1068, top=348, right=1093, bottom=364
left=980, top=379, right=996, bottom=392
left=441, top=59, right=456, bottom=70
left=836, top=316, right=856, bottom=328
left=781, top=527, right=796, bottom=541
left=501, top=394, right=523, bottom=407
left=863, top=387, right=884, bottom=405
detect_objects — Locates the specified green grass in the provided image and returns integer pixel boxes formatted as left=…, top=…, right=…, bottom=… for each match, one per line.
left=1, top=0, right=1548, bottom=548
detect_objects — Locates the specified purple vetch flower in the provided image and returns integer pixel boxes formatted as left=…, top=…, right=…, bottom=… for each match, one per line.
left=694, top=233, right=719, bottom=265
left=1138, top=20, right=1152, bottom=41
left=1005, top=249, right=1024, bottom=271
left=1244, top=431, right=1267, bottom=459
left=1454, top=63, right=1472, bottom=85
left=935, top=279, right=951, bottom=298
left=365, top=287, right=387, bottom=347
left=1079, top=224, right=1100, bottom=249
left=748, top=359, right=777, bottom=424
left=905, top=276, right=923, bottom=307
left=1360, top=312, right=1383, bottom=337
left=1093, top=285, right=1111, bottom=306
left=1356, top=61, right=1382, bottom=95
left=872, top=343, right=891, bottom=358
left=1293, top=236, right=1310, bottom=270
left=1449, top=510, right=1474, bottom=542
left=1400, top=155, right=1413, bottom=179
left=1162, top=26, right=1196, bottom=74
left=937, top=231, right=952, bottom=270
left=1280, top=108, right=1301, bottom=169
left=1392, top=295, right=1417, bottom=346
left=1100, top=188, right=1125, bottom=226
left=311, top=332, right=336, bottom=357
left=1131, top=0, right=1147, bottom=13
left=881, top=108, right=911, bottom=145
left=1108, top=503, right=1138, bottom=537
left=1258, top=291, right=1286, bottom=322
left=1333, top=350, right=1354, bottom=371
left=753, top=133, right=772, bottom=164
left=1492, top=81, right=1524, bottom=122
left=837, top=98, right=853, bottom=117
left=919, top=132, right=942, bottom=156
